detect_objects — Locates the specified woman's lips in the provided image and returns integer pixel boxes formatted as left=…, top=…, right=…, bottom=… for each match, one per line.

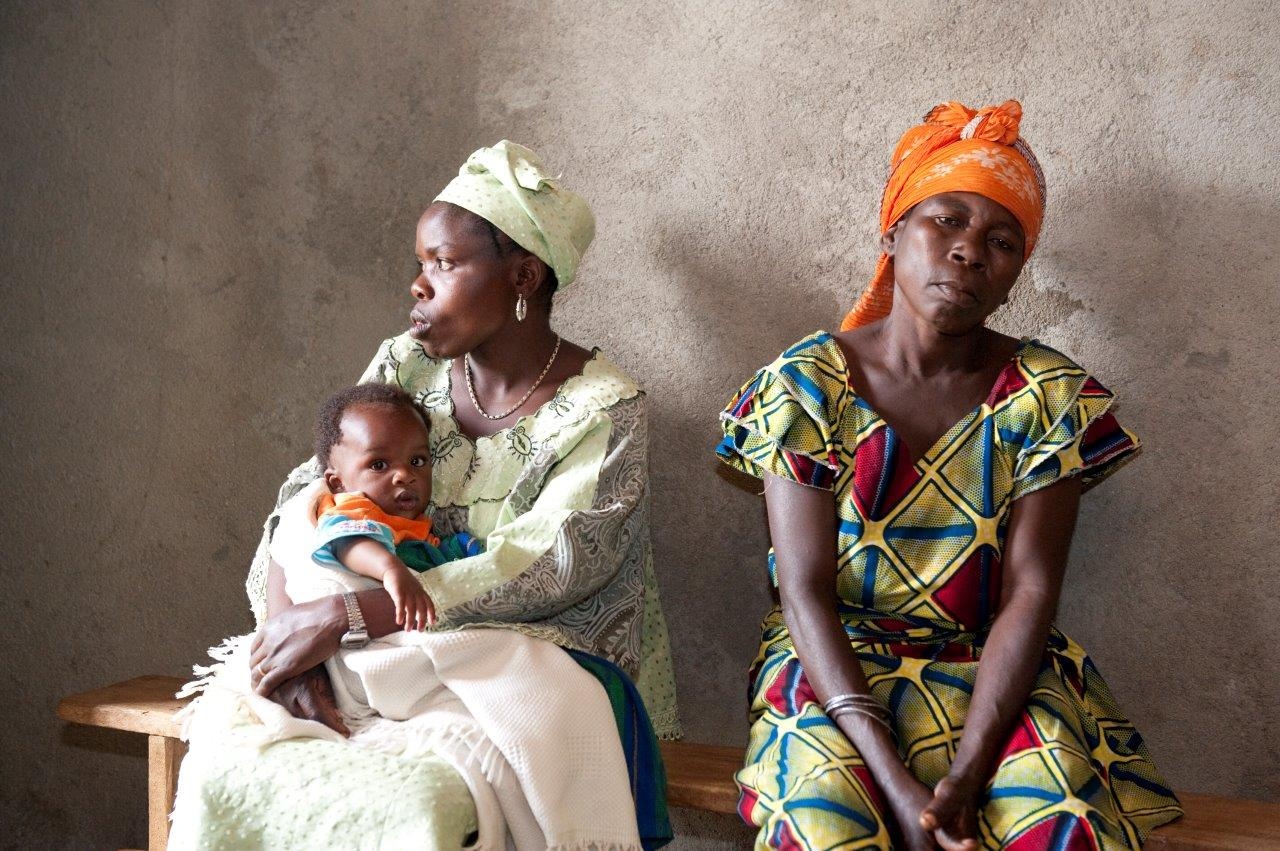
left=933, top=281, right=979, bottom=307
left=409, top=311, right=430, bottom=339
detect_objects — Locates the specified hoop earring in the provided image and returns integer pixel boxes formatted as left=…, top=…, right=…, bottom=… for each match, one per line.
left=515, top=294, right=527, bottom=322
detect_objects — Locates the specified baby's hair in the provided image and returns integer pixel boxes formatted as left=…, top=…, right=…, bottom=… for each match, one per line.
left=314, top=383, right=428, bottom=467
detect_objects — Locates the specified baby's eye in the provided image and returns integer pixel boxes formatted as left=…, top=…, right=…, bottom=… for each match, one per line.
left=410, top=456, right=427, bottom=468
left=437, top=258, right=455, bottom=271
left=370, top=460, right=388, bottom=472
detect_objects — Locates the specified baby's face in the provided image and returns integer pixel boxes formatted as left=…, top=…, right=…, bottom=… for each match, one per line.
left=325, top=404, right=432, bottom=519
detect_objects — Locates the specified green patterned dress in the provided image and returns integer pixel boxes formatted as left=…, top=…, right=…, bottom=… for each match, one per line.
left=717, top=332, right=1181, bottom=850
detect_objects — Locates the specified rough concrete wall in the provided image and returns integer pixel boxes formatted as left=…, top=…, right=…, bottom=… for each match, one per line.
left=3, top=1, right=1276, bottom=847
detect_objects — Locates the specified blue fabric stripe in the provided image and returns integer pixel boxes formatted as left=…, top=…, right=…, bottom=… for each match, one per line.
left=783, top=365, right=826, bottom=410
left=861, top=548, right=878, bottom=608
left=871, top=429, right=897, bottom=519
left=885, top=523, right=974, bottom=541
left=1050, top=813, right=1085, bottom=851
left=981, top=417, right=995, bottom=516
left=988, top=785, right=1062, bottom=802
left=999, top=424, right=1029, bottom=444
left=1109, top=764, right=1176, bottom=798
left=920, top=667, right=973, bottom=694
left=785, top=657, right=804, bottom=714
left=565, top=650, right=672, bottom=849
left=786, top=796, right=879, bottom=831
left=839, top=519, right=864, bottom=537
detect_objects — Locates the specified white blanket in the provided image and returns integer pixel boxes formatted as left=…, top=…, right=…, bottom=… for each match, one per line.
left=175, top=481, right=641, bottom=851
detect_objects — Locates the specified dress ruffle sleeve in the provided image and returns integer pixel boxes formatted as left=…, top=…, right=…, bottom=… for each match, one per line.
left=1010, top=364, right=1140, bottom=501
left=716, top=348, right=842, bottom=490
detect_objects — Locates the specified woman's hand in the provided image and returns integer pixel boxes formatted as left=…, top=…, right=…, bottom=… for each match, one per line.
left=267, top=666, right=350, bottom=737
left=250, top=595, right=346, bottom=698
left=920, top=773, right=981, bottom=851
left=881, top=773, right=942, bottom=851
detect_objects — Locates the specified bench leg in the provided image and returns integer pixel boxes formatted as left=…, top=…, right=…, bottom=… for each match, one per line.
left=147, top=735, right=186, bottom=851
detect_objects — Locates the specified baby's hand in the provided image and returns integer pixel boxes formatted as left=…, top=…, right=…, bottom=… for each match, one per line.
left=383, top=564, right=436, bottom=631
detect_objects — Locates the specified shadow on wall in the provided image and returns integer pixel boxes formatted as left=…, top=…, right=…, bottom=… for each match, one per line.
left=643, top=205, right=844, bottom=745
left=6, top=4, right=498, bottom=848
left=1023, top=171, right=1280, bottom=798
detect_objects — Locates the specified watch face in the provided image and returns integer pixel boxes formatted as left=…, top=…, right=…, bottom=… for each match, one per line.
left=340, top=630, right=370, bottom=649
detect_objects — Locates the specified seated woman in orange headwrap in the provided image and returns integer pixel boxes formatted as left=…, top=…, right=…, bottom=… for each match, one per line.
left=716, top=101, right=1183, bottom=850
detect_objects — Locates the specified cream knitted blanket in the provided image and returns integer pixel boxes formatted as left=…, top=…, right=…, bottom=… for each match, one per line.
left=171, top=482, right=641, bottom=851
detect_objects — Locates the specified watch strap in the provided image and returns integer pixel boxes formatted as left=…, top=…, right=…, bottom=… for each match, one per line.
left=340, top=592, right=370, bottom=649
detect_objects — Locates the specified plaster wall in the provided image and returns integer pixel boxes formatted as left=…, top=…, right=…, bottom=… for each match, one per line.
left=2, top=1, right=1277, bottom=847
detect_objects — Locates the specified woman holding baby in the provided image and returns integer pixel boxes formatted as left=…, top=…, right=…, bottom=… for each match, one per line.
left=170, top=142, right=680, bottom=850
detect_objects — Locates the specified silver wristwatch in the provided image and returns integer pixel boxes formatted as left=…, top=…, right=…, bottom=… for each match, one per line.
left=339, top=592, right=371, bottom=649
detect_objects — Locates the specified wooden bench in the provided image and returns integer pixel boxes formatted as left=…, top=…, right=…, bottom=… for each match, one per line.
left=59, top=676, right=1280, bottom=850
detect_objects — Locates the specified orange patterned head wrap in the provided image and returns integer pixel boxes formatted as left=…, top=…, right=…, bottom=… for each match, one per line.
left=840, top=100, right=1046, bottom=331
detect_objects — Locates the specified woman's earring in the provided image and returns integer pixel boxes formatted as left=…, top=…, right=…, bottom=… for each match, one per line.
left=515, top=294, right=527, bottom=322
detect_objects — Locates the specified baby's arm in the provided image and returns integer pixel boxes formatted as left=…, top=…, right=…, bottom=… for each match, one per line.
left=314, top=512, right=437, bottom=631
left=330, top=538, right=436, bottom=630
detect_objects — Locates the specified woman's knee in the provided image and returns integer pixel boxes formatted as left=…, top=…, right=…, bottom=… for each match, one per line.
left=738, top=722, right=891, bottom=848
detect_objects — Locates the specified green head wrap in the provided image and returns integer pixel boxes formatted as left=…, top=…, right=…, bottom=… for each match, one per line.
left=434, top=140, right=595, bottom=288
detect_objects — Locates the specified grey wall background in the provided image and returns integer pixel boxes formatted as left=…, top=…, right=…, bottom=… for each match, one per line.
left=3, top=1, right=1277, bottom=847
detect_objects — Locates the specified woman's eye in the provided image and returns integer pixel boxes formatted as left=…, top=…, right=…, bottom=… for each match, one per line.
left=991, top=237, right=1014, bottom=251
left=370, top=460, right=387, bottom=472
left=935, top=216, right=960, bottom=227
left=410, top=456, right=427, bottom=468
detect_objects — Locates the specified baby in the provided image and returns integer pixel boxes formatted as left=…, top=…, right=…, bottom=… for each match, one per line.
left=311, top=383, right=481, bottom=630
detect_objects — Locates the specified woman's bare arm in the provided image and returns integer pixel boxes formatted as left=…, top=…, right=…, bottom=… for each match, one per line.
left=252, top=561, right=408, bottom=695
left=921, top=475, right=1082, bottom=847
left=764, top=473, right=941, bottom=851
left=253, top=559, right=412, bottom=735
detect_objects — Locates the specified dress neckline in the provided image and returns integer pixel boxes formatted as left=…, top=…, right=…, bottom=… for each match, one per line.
left=817, top=331, right=1031, bottom=468
left=441, top=347, right=604, bottom=446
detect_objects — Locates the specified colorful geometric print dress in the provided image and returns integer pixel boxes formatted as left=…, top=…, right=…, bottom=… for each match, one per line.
left=716, top=332, right=1182, bottom=850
